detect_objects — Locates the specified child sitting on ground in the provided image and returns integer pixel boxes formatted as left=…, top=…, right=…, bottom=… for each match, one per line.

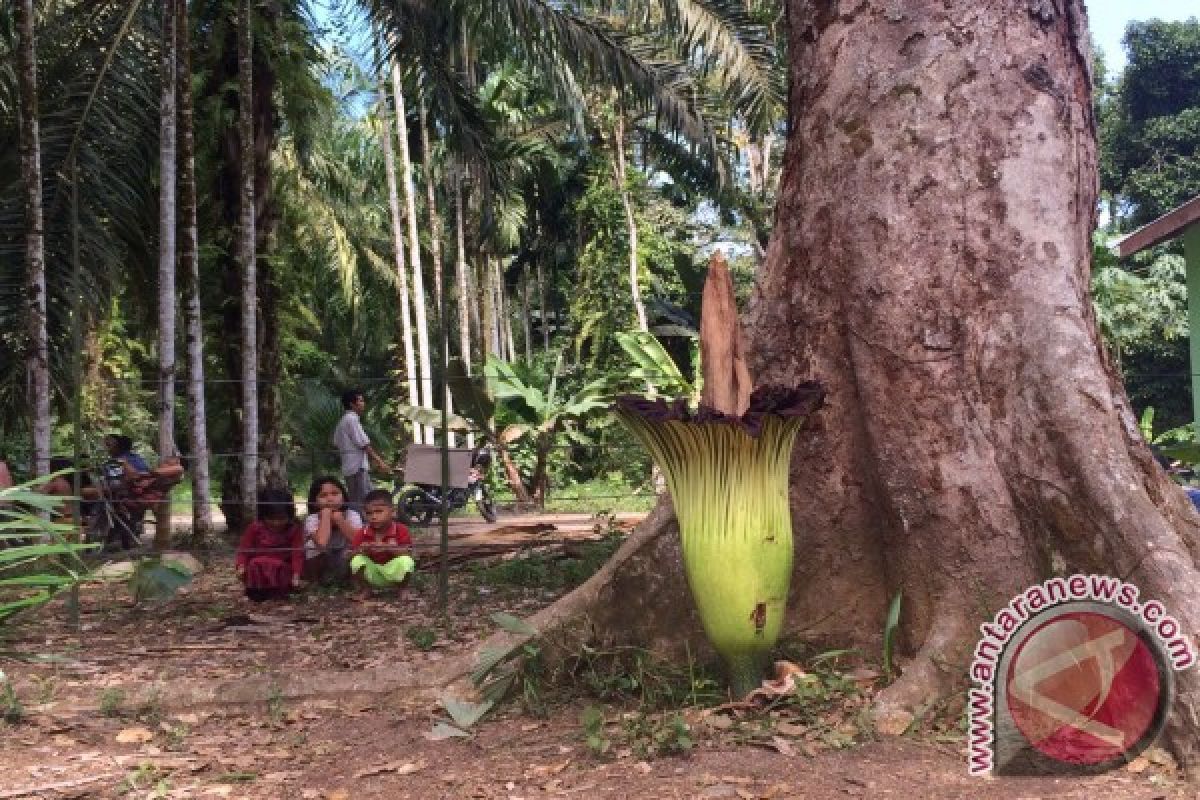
left=236, top=488, right=304, bottom=602
left=350, top=489, right=415, bottom=596
left=302, top=476, right=361, bottom=585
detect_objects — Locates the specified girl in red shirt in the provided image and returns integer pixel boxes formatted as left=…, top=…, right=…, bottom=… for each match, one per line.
left=236, top=488, right=304, bottom=602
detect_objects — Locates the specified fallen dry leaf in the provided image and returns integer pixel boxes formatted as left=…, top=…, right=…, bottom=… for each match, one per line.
left=354, top=760, right=424, bottom=779
left=328, top=790, right=350, bottom=800
left=704, top=713, right=734, bottom=730
left=770, top=736, right=795, bottom=757
left=1126, top=756, right=1150, bottom=773
left=774, top=721, right=805, bottom=737
left=115, top=727, right=154, bottom=744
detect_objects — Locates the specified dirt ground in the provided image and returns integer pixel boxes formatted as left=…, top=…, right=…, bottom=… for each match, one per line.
left=0, top=547, right=1192, bottom=799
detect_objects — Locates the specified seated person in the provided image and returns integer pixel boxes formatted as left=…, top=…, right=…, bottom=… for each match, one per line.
left=350, top=489, right=415, bottom=597
left=302, top=476, right=361, bottom=585
left=103, top=433, right=149, bottom=477
left=236, top=488, right=304, bottom=602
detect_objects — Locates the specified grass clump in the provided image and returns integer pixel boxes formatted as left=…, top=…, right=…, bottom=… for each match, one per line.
left=99, top=687, right=126, bottom=717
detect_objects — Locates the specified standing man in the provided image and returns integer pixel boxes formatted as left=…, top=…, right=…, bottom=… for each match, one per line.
left=333, top=389, right=391, bottom=510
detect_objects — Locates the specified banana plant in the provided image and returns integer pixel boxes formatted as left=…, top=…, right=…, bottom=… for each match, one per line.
left=613, top=330, right=700, bottom=401
left=394, top=355, right=608, bottom=507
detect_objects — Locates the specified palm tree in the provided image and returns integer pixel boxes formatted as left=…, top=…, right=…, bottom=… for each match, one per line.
left=237, top=0, right=258, bottom=513
left=14, top=0, right=49, bottom=476
left=177, top=0, right=215, bottom=540
left=157, top=0, right=178, bottom=468
left=611, top=100, right=647, bottom=333
left=452, top=169, right=475, bottom=448
left=390, top=62, right=434, bottom=442
left=154, top=0, right=179, bottom=548
left=377, top=84, right=423, bottom=444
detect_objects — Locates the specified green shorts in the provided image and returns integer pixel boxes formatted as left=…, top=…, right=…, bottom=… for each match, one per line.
left=350, top=554, right=416, bottom=587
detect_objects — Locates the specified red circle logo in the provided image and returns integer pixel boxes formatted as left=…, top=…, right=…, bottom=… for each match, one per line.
left=1005, top=611, right=1163, bottom=766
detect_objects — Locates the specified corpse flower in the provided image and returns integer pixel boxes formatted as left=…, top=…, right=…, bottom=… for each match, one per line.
left=614, top=253, right=824, bottom=696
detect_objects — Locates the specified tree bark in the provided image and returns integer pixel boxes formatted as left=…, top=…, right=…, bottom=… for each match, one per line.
left=176, top=0, right=215, bottom=541
left=15, top=0, right=49, bottom=477
left=237, top=0, right=258, bottom=513
left=379, top=73, right=422, bottom=445
left=521, top=265, right=533, bottom=363
left=391, top=64, right=435, bottom=443
left=537, top=258, right=549, bottom=355
left=502, top=261, right=517, bottom=363
left=155, top=0, right=179, bottom=548
left=481, top=255, right=496, bottom=363
left=453, top=172, right=474, bottom=449
left=419, top=96, right=443, bottom=317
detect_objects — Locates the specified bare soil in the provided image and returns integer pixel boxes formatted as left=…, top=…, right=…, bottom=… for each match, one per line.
left=0, top=546, right=1190, bottom=799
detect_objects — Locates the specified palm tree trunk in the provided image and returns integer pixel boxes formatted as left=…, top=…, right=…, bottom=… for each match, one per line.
left=391, top=64, right=434, bottom=443
left=379, top=76, right=422, bottom=444
left=537, top=259, right=549, bottom=354
left=502, top=261, right=516, bottom=361
left=418, top=96, right=453, bottom=446
left=453, top=174, right=474, bottom=449
left=155, top=0, right=178, bottom=548
left=237, top=0, right=258, bottom=512
left=521, top=266, right=533, bottom=362
left=613, top=110, right=647, bottom=333
left=176, top=0, right=214, bottom=540
left=15, top=0, right=49, bottom=477
left=480, top=255, right=496, bottom=362
left=418, top=97, right=443, bottom=316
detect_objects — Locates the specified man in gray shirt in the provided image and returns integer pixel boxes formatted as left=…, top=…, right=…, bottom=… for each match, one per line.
left=333, top=389, right=391, bottom=510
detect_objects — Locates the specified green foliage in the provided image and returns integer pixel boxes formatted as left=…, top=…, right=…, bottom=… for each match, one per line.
left=622, top=710, right=693, bottom=759
left=581, top=704, right=694, bottom=760
left=128, top=558, right=194, bottom=604
left=1102, top=18, right=1200, bottom=226
left=882, top=590, right=902, bottom=684
left=565, top=644, right=723, bottom=710
left=266, top=684, right=285, bottom=726
left=580, top=705, right=611, bottom=756
left=612, top=330, right=696, bottom=399
left=1, top=676, right=23, bottom=724
left=405, top=625, right=438, bottom=651
left=471, top=531, right=624, bottom=591
left=99, top=687, right=126, bottom=718
left=0, top=479, right=95, bottom=627
left=118, top=764, right=170, bottom=797
left=1091, top=236, right=1187, bottom=363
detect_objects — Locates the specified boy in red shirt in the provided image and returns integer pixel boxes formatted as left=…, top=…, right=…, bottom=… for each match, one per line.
left=350, top=489, right=415, bottom=596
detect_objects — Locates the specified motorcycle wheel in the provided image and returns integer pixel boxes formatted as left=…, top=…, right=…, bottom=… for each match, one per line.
left=396, top=487, right=437, bottom=526
left=476, top=487, right=498, bottom=524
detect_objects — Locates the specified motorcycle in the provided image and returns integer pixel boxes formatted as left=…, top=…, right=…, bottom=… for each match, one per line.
left=394, top=447, right=498, bottom=525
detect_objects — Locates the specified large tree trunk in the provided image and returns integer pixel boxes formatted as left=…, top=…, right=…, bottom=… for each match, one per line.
left=237, top=0, right=258, bottom=515
left=391, top=65, right=435, bottom=443
left=155, top=0, right=178, bottom=549
left=476, top=0, right=1200, bottom=770
left=15, top=0, right=49, bottom=477
left=379, top=73, right=422, bottom=445
left=176, top=0, right=215, bottom=541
